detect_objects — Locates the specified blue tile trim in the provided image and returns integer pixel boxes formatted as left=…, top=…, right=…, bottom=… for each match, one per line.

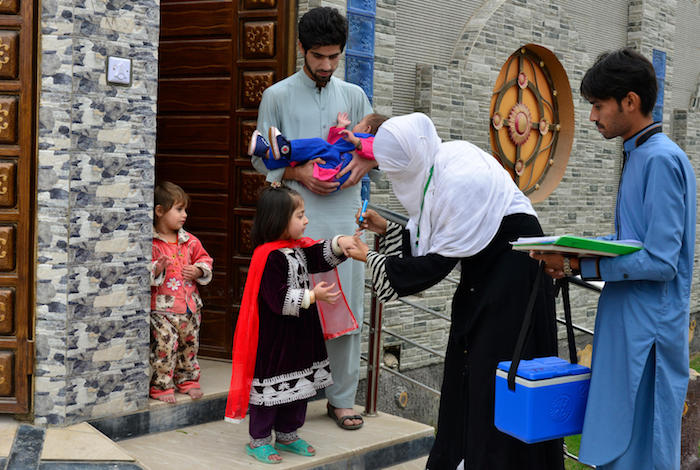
left=348, top=0, right=376, bottom=14
left=345, top=1, right=375, bottom=103
left=346, top=55, right=374, bottom=102
left=652, top=49, right=666, bottom=123
left=7, top=424, right=45, bottom=470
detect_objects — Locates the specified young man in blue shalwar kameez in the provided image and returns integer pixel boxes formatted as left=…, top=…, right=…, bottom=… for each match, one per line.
left=532, top=48, right=696, bottom=469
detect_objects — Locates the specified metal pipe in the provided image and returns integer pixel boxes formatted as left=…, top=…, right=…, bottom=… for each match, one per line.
left=363, top=235, right=383, bottom=417
left=556, top=317, right=594, bottom=336
left=364, top=322, right=446, bottom=359
left=361, top=354, right=442, bottom=397
left=394, top=297, right=451, bottom=322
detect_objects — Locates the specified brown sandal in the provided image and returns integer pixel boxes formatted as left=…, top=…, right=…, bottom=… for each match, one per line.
left=326, top=403, right=364, bottom=430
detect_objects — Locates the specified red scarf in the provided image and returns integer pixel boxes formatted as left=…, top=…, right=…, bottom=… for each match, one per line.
left=225, top=237, right=316, bottom=422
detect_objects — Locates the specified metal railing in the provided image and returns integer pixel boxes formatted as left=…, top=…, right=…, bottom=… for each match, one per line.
left=360, top=204, right=597, bottom=468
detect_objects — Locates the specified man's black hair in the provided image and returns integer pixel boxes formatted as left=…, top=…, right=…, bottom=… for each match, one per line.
left=251, top=185, right=302, bottom=247
left=580, top=48, right=658, bottom=116
left=298, top=7, right=348, bottom=52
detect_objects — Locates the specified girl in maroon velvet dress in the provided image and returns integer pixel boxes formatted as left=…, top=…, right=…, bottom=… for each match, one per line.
left=225, top=184, right=357, bottom=464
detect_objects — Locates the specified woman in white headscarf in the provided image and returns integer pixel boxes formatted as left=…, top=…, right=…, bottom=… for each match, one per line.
left=347, top=113, right=563, bottom=470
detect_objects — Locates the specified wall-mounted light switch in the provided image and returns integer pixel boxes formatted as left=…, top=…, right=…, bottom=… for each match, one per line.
left=106, top=56, right=132, bottom=86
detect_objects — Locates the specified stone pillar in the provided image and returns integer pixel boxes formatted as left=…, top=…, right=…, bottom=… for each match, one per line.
left=34, top=1, right=159, bottom=425
left=627, top=0, right=677, bottom=127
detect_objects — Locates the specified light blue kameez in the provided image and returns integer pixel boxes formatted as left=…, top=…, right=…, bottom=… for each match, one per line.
left=252, top=70, right=373, bottom=408
left=578, top=123, right=696, bottom=469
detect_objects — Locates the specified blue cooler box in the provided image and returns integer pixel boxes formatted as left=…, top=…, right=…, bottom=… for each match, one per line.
left=495, top=356, right=591, bottom=443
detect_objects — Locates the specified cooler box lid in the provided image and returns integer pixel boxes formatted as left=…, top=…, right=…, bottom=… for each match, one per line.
left=497, top=356, right=590, bottom=380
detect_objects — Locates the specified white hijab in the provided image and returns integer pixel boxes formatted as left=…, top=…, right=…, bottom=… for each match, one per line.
left=373, top=113, right=533, bottom=258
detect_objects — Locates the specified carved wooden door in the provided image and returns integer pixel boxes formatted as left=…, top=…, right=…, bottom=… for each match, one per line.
left=0, top=0, right=37, bottom=414
left=157, top=0, right=293, bottom=358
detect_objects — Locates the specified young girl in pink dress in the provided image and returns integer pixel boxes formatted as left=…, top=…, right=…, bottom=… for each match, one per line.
left=150, top=181, right=213, bottom=403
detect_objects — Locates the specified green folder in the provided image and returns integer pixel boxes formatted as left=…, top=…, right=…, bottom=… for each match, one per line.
left=511, top=235, right=643, bottom=257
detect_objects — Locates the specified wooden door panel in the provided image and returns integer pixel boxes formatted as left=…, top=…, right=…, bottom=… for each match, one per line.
left=240, top=21, right=277, bottom=59
left=238, top=119, right=257, bottom=161
left=201, top=272, right=228, bottom=308
left=0, top=288, right=13, bottom=334
left=0, top=1, right=18, bottom=15
left=186, top=194, right=228, bottom=230
left=232, top=264, right=249, bottom=304
left=155, top=156, right=229, bottom=191
left=158, top=78, right=232, bottom=112
left=234, top=216, right=254, bottom=256
left=199, top=308, right=229, bottom=356
left=0, top=161, right=16, bottom=207
left=236, top=168, right=265, bottom=207
left=160, top=1, right=234, bottom=38
left=0, top=350, right=13, bottom=396
left=0, top=0, right=36, bottom=413
left=240, top=70, right=274, bottom=109
left=156, top=116, right=230, bottom=152
left=193, top=232, right=227, bottom=266
left=157, top=0, right=291, bottom=358
left=0, top=31, right=19, bottom=79
left=0, top=96, right=18, bottom=144
left=159, top=39, right=232, bottom=77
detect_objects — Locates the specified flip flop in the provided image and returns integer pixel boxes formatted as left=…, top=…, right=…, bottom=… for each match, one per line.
left=245, top=444, right=282, bottom=464
left=327, top=403, right=364, bottom=430
left=274, top=438, right=316, bottom=456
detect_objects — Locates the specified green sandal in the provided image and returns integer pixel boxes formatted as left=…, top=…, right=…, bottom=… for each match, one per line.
left=245, top=444, right=282, bottom=464
left=274, top=438, right=316, bottom=456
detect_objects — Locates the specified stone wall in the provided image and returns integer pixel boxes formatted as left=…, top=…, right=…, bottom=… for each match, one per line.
left=365, top=0, right=700, bottom=374
left=674, top=109, right=700, bottom=313
left=34, top=0, right=159, bottom=425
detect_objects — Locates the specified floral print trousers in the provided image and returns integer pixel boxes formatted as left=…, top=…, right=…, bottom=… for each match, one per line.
left=150, top=309, right=201, bottom=396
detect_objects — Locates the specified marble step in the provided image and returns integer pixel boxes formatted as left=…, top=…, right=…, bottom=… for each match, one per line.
left=0, top=417, right=141, bottom=470
left=117, top=399, right=434, bottom=470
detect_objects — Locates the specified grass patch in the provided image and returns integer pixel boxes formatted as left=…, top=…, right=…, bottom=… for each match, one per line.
left=564, top=435, right=591, bottom=469
left=690, top=353, right=700, bottom=373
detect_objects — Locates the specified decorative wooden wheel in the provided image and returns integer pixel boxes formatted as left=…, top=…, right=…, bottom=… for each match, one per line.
left=489, top=44, right=574, bottom=202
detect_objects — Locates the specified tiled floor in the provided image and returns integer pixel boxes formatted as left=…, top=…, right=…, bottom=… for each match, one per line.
left=148, top=357, right=232, bottom=408
left=119, top=399, right=433, bottom=469
left=0, top=416, right=138, bottom=469
left=0, top=359, right=434, bottom=469
left=0, top=415, right=18, bottom=458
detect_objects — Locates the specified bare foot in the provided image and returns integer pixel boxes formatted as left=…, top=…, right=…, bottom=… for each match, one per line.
left=186, top=388, right=203, bottom=399
left=334, top=408, right=362, bottom=427
left=154, top=393, right=176, bottom=403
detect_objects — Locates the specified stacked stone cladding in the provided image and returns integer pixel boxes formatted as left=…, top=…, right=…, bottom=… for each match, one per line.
left=34, top=0, right=159, bottom=425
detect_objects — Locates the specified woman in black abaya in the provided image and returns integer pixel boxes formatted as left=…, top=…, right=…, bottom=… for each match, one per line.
left=347, top=113, right=563, bottom=470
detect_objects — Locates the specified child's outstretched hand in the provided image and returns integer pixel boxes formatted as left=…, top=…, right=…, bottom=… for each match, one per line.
left=182, top=265, right=203, bottom=281
left=337, top=111, right=351, bottom=128
left=339, top=129, right=361, bottom=149
left=154, top=254, right=171, bottom=277
left=337, top=235, right=358, bottom=256
left=313, top=281, right=340, bottom=304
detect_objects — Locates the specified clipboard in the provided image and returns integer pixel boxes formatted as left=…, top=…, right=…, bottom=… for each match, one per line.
left=511, top=235, right=643, bottom=257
